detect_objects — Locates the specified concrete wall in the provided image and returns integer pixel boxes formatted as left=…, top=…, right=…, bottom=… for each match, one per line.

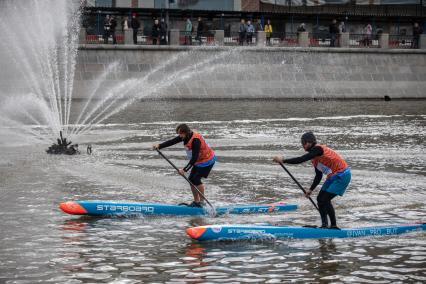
left=73, top=45, right=426, bottom=99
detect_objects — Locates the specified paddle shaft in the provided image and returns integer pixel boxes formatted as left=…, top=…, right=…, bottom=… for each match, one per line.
left=155, top=148, right=215, bottom=210
left=279, top=162, right=320, bottom=212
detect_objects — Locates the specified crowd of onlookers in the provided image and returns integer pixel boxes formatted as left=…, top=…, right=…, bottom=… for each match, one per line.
left=98, top=14, right=423, bottom=48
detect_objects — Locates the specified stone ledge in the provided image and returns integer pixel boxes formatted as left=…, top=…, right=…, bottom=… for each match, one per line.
left=79, top=44, right=426, bottom=54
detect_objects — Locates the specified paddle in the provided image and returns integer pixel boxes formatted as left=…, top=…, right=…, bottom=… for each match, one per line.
left=278, top=162, right=320, bottom=212
left=155, top=148, right=215, bottom=211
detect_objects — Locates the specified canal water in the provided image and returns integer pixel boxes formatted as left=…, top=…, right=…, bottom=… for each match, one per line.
left=1, top=99, right=425, bottom=283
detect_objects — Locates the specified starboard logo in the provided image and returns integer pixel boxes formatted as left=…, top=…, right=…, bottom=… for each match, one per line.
left=96, top=204, right=154, bottom=213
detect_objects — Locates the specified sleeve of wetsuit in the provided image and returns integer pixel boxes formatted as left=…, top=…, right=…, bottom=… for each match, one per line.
left=310, top=167, right=323, bottom=191
left=183, top=138, right=200, bottom=172
left=283, top=146, right=323, bottom=164
left=159, top=136, right=182, bottom=149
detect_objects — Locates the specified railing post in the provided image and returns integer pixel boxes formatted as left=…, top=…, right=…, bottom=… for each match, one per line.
left=214, top=30, right=224, bottom=46
left=339, top=32, right=350, bottom=48
left=298, top=31, right=309, bottom=47
left=419, top=34, right=426, bottom=49
left=125, top=28, right=133, bottom=45
left=257, top=31, right=266, bottom=47
left=379, top=33, right=389, bottom=49
left=79, top=27, right=86, bottom=44
left=169, top=29, right=180, bottom=46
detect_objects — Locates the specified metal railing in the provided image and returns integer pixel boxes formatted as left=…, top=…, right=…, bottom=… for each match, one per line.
left=83, top=30, right=422, bottom=49
left=179, top=31, right=215, bottom=46
left=86, top=31, right=124, bottom=44
left=348, top=34, right=379, bottom=48
left=389, top=34, right=415, bottom=49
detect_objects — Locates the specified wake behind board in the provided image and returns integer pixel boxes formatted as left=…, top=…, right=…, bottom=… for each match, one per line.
left=186, top=223, right=426, bottom=241
left=59, top=200, right=297, bottom=216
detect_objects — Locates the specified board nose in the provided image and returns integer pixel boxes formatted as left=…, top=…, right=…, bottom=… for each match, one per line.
left=186, top=227, right=207, bottom=239
left=59, top=201, right=87, bottom=215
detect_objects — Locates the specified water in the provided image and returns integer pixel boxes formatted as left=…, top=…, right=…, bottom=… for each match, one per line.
left=1, top=99, right=425, bottom=283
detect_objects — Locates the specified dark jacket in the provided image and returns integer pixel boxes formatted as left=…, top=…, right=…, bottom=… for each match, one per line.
left=329, top=23, right=339, bottom=34
left=131, top=18, right=140, bottom=30
left=152, top=24, right=160, bottom=37
left=110, top=18, right=117, bottom=32
left=413, top=26, right=423, bottom=38
left=197, top=21, right=204, bottom=34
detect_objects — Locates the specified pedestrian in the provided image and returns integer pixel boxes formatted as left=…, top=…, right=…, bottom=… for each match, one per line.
left=255, top=18, right=263, bottom=34
left=131, top=13, right=140, bottom=44
left=110, top=15, right=117, bottom=44
left=329, top=19, right=339, bottom=47
left=412, top=22, right=423, bottom=49
left=363, top=23, right=372, bottom=47
left=196, top=17, right=204, bottom=45
left=339, top=21, right=346, bottom=33
left=185, top=17, right=193, bottom=45
left=239, top=19, right=246, bottom=46
left=153, top=124, right=217, bottom=208
left=103, top=15, right=111, bottom=44
left=151, top=18, right=160, bottom=45
left=273, top=132, right=351, bottom=229
left=160, top=18, right=168, bottom=45
left=265, top=19, right=273, bottom=46
left=121, top=16, right=129, bottom=32
left=246, top=20, right=255, bottom=45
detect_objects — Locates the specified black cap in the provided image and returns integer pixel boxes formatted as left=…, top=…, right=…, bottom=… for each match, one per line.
left=301, top=132, right=316, bottom=144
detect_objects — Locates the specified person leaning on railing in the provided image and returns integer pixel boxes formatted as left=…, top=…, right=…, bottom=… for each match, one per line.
left=131, top=13, right=140, bottom=45
left=265, top=19, right=273, bottom=46
left=412, top=22, right=423, bottom=49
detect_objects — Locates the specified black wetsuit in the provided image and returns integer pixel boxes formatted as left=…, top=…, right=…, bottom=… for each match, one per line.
left=283, top=145, right=338, bottom=228
left=159, top=132, right=213, bottom=185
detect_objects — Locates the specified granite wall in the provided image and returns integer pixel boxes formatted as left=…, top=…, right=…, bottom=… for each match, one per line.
left=73, top=45, right=426, bottom=99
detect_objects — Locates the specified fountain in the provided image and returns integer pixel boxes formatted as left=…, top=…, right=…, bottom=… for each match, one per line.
left=0, top=0, right=243, bottom=151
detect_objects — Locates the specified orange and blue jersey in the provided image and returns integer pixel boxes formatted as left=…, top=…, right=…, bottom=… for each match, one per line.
left=311, top=145, right=348, bottom=179
left=184, top=131, right=216, bottom=167
left=283, top=144, right=350, bottom=196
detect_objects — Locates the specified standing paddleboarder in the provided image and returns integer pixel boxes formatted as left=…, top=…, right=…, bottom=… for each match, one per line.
left=273, top=132, right=351, bottom=229
left=153, top=124, right=216, bottom=208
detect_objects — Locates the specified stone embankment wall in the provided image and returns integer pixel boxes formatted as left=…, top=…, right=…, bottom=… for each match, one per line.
left=73, top=45, right=426, bottom=99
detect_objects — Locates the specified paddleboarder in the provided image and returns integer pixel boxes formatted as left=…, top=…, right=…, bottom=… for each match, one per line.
left=273, top=132, right=351, bottom=229
left=153, top=124, right=216, bottom=208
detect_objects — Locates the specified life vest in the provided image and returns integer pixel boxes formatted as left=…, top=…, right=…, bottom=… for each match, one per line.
left=184, top=132, right=215, bottom=165
left=311, top=144, right=348, bottom=179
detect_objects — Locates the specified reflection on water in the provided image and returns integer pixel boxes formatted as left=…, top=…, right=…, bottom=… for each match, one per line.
left=0, top=99, right=425, bottom=283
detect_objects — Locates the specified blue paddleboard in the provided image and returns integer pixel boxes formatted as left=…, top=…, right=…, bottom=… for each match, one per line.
left=186, top=223, right=426, bottom=241
left=59, top=200, right=297, bottom=216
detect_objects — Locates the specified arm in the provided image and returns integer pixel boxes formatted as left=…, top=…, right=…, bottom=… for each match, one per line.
left=310, top=167, right=323, bottom=191
left=183, top=138, right=200, bottom=172
left=283, top=146, right=323, bottom=164
left=159, top=136, right=182, bottom=149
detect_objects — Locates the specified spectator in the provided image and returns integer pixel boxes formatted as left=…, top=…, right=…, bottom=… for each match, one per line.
left=363, top=23, right=372, bottom=47
left=246, top=20, right=255, bottom=45
left=151, top=18, right=160, bottom=45
left=103, top=15, right=111, bottom=44
left=255, top=18, right=263, bottom=33
left=160, top=18, right=168, bottom=45
left=185, top=18, right=193, bottom=45
left=196, top=17, right=204, bottom=45
left=412, top=22, right=423, bottom=49
left=131, top=13, right=140, bottom=44
left=265, top=19, right=273, bottom=46
left=297, top=23, right=306, bottom=34
left=339, top=21, right=346, bottom=33
left=239, top=19, right=246, bottom=46
left=110, top=15, right=117, bottom=44
left=329, top=19, right=339, bottom=47
left=121, top=16, right=129, bottom=32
